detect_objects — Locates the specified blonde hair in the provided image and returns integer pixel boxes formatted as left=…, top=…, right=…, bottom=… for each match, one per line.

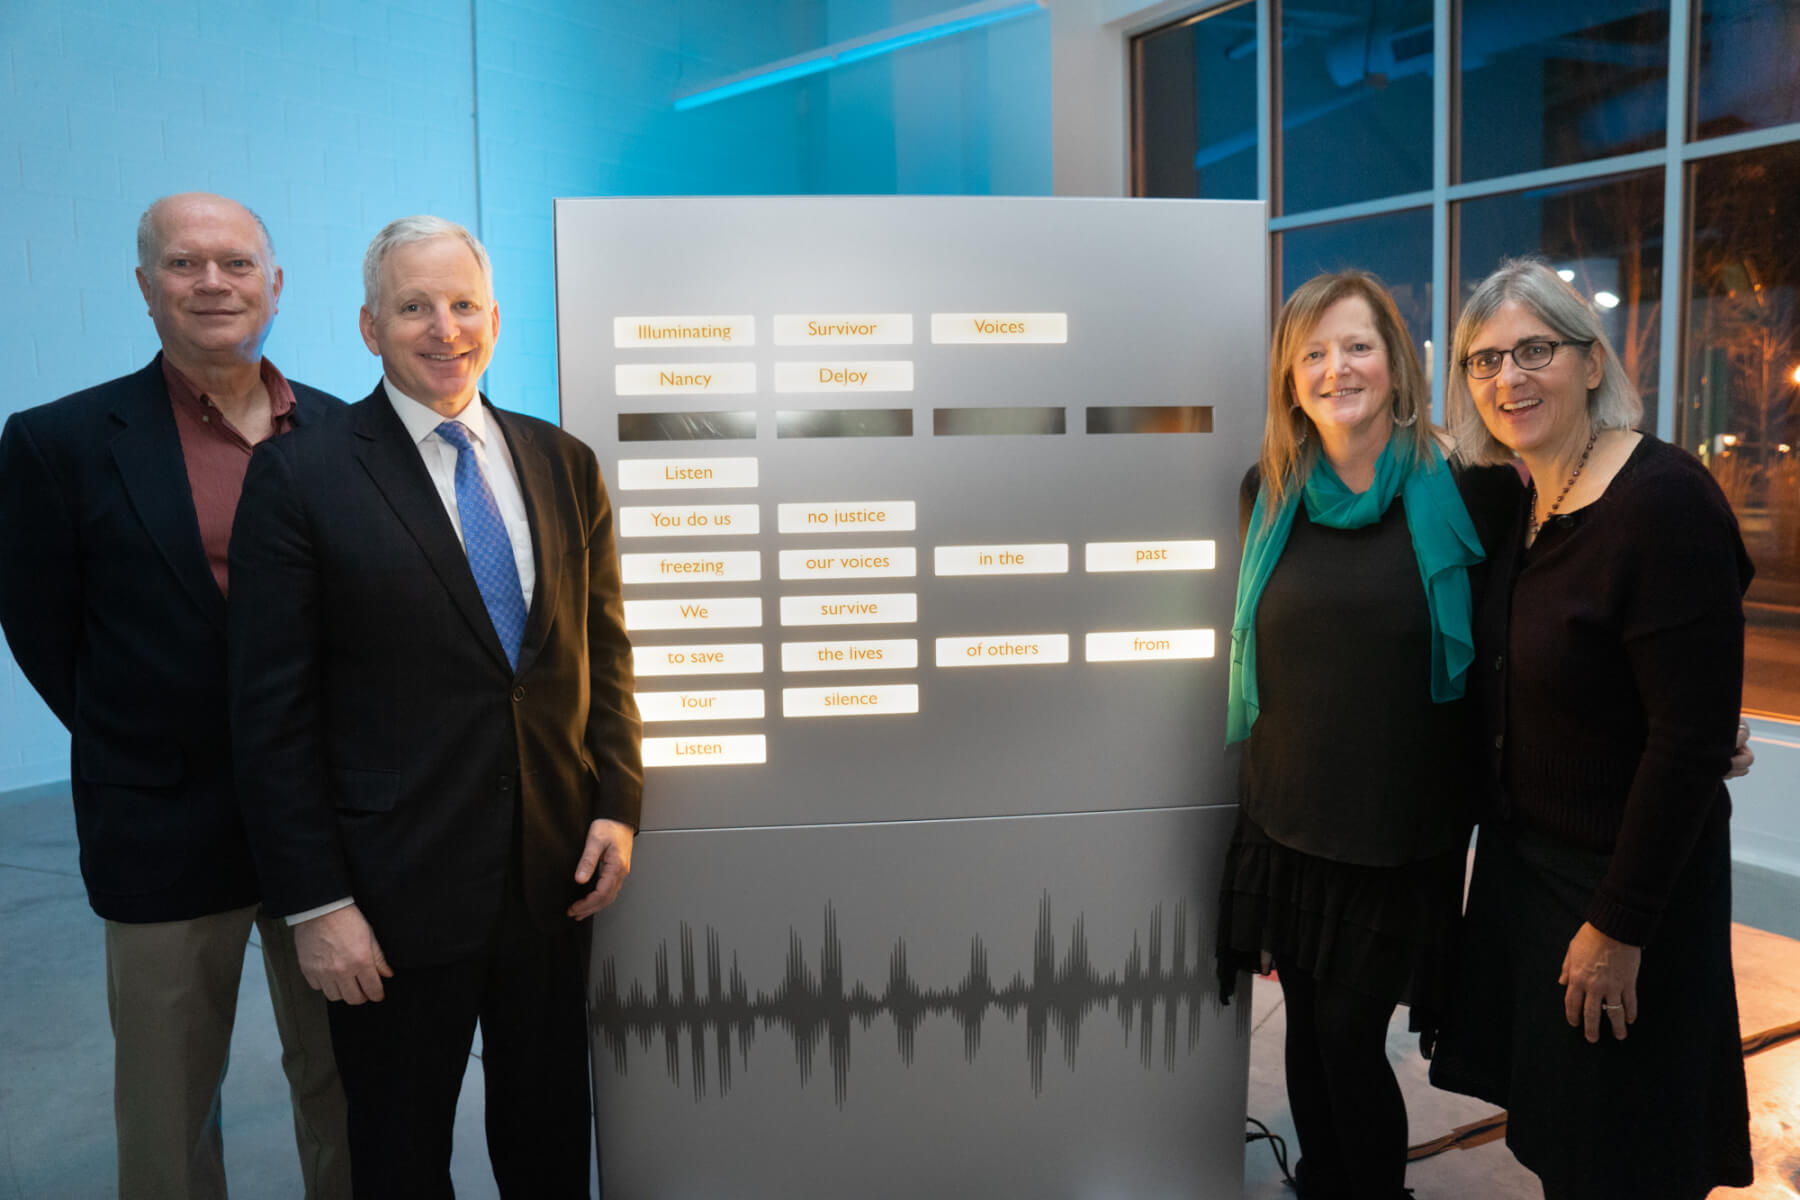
left=1449, top=257, right=1642, bottom=466
left=1259, top=270, right=1433, bottom=516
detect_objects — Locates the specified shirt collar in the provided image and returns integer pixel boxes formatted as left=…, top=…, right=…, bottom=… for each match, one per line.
left=162, top=356, right=297, bottom=422
left=383, top=378, right=494, bottom=450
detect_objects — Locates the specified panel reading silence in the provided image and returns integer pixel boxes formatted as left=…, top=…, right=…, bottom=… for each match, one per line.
left=613, top=315, right=753, bottom=347
left=934, top=544, right=1069, bottom=576
left=774, top=314, right=913, bottom=345
left=930, top=313, right=1068, bottom=343
left=932, top=407, right=1065, bottom=436
left=620, top=551, right=761, bottom=585
left=935, top=634, right=1070, bottom=667
left=1085, top=406, right=1213, bottom=434
left=618, top=504, right=760, bottom=538
left=642, top=735, right=766, bottom=768
left=636, top=689, right=766, bottom=723
left=615, top=363, right=756, bottom=396
left=778, top=547, right=916, bottom=581
left=1085, top=629, right=1216, bottom=663
left=634, top=643, right=764, bottom=676
left=617, top=458, right=758, bottom=491
left=779, top=593, right=918, bottom=626
left=777, top=501, right=916, bottom=533
left=776, top=410, right=913, bottom=439
left=618, top=411, right=756, bottom=442
left=624, top=597, right=762, bottom=631
left=1084, top=540, right=1216, bottom=572
left=782, top=684, right=920, bottom=718
left=780, top=639, right=919, bottom=673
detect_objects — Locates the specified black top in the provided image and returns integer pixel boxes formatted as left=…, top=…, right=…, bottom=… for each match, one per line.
left=1473, top=436, right=1752, bottom=945
left=1237, top=462, right=1518, bottom=866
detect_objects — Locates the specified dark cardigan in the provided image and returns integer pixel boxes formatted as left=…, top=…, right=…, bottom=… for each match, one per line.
left=1473, top=436, right=1753, bottom=946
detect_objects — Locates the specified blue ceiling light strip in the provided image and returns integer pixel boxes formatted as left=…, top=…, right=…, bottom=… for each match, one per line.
left=673, top=0, right=1045, bottom=112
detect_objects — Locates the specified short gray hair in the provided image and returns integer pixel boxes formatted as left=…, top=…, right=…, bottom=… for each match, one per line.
left=136, top=194, right=275, bottom=275
left=362, top=215, right=493, bottom=313
left=1449, top=257, right=1643, bottom=466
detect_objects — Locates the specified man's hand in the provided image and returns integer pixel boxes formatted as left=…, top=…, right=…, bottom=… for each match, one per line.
left=294, top=903, right=393, bottom=1004
left=568, top=819, right=634, bottom=920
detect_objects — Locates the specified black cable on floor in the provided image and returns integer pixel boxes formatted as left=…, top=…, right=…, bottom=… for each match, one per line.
left=1245, top=1115, right=1297, bottom=1187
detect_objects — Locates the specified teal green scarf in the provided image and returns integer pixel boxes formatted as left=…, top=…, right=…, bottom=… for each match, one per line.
left=1225, top=439, right=1484, bottom=744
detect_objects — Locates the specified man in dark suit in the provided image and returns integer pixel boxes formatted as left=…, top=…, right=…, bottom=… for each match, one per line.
left=0, top=193, right=350, bottom=1198
left=228, top=215, right=643, bottom=1197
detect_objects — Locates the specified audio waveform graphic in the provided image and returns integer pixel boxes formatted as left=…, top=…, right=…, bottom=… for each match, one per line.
left=590, top=894, right=1212, bottom=1105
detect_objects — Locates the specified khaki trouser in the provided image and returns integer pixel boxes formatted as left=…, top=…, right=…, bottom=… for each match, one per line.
left=105, top=903, right=351, bottom=1199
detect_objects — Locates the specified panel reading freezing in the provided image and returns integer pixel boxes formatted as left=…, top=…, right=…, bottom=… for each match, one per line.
left=620, top=551, right=761, bottom=585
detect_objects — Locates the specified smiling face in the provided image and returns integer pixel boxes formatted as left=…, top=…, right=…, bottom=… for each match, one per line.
left=136, top=194, right=282, bottom=371
left=359, top=235, right=499, bottom=418
left=1291, top=295, right=1393, bottom=446
left=1466, top=298, right=1602, bottom=462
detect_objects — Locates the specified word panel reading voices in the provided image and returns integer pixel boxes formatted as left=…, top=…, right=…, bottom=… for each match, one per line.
left=557, top=198, right=1262, bottom=1200
left=557, top=197, right=1262, bottom=831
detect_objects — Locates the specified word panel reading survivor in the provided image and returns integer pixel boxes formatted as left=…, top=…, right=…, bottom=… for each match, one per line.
left=556, top=197, right=1265, bottom=831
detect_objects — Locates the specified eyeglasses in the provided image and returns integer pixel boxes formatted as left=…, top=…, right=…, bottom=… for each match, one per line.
left=1460, top=338, right=1593, bottom=380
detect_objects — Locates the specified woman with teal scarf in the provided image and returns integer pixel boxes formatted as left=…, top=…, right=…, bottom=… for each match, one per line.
left=1214, top=272, right=1513, bottom=1200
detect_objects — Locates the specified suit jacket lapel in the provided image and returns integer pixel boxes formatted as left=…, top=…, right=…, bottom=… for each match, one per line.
left=350, top=385, right=514, bottom=674
left=492, top=403, right=560, bottom=676
left=108, top=358, right=227, bottom=630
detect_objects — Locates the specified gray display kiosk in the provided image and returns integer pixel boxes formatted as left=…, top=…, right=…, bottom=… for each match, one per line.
left=554, top=196, right=1265, bottom=1198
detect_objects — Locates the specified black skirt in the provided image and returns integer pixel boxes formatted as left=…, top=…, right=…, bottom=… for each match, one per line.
left=1214, top=809, right=1467, bottom=1026
left=1428, top=818, right=1752, bottom=1200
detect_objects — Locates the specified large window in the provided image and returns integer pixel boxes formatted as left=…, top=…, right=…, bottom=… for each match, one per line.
left=1131, top=0, right=1800, bottom=719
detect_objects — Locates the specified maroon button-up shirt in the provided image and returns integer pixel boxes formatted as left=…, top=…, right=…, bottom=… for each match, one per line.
left=163, top=357, right=297, bottom=598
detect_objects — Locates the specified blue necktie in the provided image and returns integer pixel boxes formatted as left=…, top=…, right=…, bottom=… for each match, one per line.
left=436, top=420, right=527, bottom=670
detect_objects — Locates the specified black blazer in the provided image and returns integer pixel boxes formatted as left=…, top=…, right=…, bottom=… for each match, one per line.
left=227, top=383, right=643, bottom=967
left=0, top=356, right=342, bottom=922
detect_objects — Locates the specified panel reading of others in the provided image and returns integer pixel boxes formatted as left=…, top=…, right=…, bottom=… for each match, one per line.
left=615, top=363, right=756, bottom=396
left=782, top=684, right=920, bottom=718
left=617, top=457, right=758, bottom=491
left=774, top=314, right=913, bottom=345
left=625, top=597, right=762, bottom=631
left=930, top=313, right=1068, bottom=344
left=779, top=593, right=918, bottom=626
left=621, top=551, right=760, bottom=585
left=618, top=504, right=760, bottom=538
left=778, top=548, right=916, bottom=581
left=613, top=316, right=753, bottom=347
left=934, top=544, right=1069, bottom=576
left=642, top=734, right=766, bottom=768
left=935, top=634, right=1070, bottom=667
left=780, top=639, right=919, bottom=673
left=1085, top=540, right=1216, bottom=572
left=1085, top=629, right=1216, bottom=663
left=773, top=361, right=914, bottom=393
left=636, top=689, right=766, bottom=723
left=634, top=643, right=764, bottom=677
left=776, top=501, right=915, bottom=533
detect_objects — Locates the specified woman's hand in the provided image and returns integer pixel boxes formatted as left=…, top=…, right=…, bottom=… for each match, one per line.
left=1560, top=921, right=1642, bottom=1043
left=1726, top=719, right=1754, bottom=780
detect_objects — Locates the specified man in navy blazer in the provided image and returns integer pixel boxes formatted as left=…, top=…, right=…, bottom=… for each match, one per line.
left=228, top=215, right=643, bottom=1197
left=0, top=193, right=349, bottom=1198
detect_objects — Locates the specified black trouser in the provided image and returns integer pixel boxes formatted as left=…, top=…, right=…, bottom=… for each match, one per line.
left=1277, top=961, right=1408, bottom=1200
left=326, top=882, right=592, bottom=1199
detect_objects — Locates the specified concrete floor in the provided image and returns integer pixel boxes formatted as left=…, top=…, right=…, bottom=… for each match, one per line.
left=3, top=783, right=1797, bottom=1198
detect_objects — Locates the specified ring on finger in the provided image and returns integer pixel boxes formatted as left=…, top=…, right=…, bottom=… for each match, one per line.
left=1601, top=1002, right=1622, bottom=1012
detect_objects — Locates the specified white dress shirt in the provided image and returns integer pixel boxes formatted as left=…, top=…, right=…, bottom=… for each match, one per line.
left=288, top=380, right=537, bottom=927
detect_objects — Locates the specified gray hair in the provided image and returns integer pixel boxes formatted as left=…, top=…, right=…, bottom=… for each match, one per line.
left=136, top=194, right=275, bottom=275
left=362, top=215, right=493, bottom=313
left=1449, top=257, right=1643, bottom=466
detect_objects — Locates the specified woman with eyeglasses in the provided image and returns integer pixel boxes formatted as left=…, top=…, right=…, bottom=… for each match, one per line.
left=1428, top=258, right=1754, bottom=1199
left=1216, top=270, right=1517, bottom=1200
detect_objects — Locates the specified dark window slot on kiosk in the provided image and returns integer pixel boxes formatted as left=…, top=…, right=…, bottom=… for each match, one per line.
left=775, top=408, right=914, bottom=438
left=1086, top=405, right=1213, bottom=433
left=618, top=411, right=758, bottom=441
left=932, top=406, right=1066, bottom=436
